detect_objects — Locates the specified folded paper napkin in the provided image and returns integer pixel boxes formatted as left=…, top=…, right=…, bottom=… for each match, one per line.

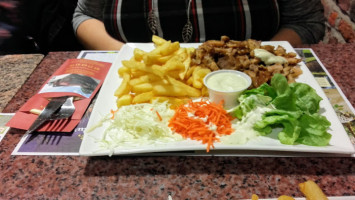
left=7, top=59, right=112, bottom=132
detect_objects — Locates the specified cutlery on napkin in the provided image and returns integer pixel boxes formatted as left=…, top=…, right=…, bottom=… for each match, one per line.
left=24, top=96, right=75, bottom=143
left=6, top=58, right=112, bottom=133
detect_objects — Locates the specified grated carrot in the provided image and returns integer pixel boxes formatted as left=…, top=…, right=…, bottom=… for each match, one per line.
left=168, top=99, right=234, bottom=152
left=110, top=109, right=119, bottom=119
left=155, top=110, right=162, bottom=121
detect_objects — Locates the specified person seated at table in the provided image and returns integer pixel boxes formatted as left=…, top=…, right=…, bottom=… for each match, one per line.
left=72, top=0, right=325, bottom=50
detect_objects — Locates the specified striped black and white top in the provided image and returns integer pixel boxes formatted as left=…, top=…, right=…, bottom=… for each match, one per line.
left=73, top=0, right=325, bottom=44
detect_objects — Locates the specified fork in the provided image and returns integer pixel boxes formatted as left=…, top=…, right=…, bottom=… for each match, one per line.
left=24, top=96, right=76, bottom=144
left=49, top=96, right=75, bottom=120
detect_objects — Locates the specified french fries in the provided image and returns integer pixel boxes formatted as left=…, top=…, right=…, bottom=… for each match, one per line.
left=116, top=94, right=132, bottom=107
left=251, top=180, right=328, bottom=200
left=151, top=96, right=189, bottom=109
left=132, top=91, right=154, bottom=104
left=114, top=35, right=211, bottom=108
left=277, top=195, right=296, bottom=200
left=152, top=35, right=167, bottom=46
left=299, top=180, right=328, bottom=200
left=114, top=72, right=131, bottom=97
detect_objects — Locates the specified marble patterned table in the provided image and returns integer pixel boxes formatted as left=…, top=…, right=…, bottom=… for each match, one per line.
left=0, top=44, right=354, bottom=199
left=0, top=54, right=44, bottom=112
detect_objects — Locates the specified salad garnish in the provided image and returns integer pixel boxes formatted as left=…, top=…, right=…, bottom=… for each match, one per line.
left=169, top=99, right=234, bottom=152
left=233, top=73, right=332, bottom=146
left=98, top=101, right=183, bottom=155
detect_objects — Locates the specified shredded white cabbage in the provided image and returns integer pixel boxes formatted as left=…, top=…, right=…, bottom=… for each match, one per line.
left=98, top=101, right=183, bottom=155
left=220, top=107, right=271, bottom=145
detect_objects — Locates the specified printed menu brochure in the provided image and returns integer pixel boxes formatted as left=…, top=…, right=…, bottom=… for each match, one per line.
left=7, top=58, right=111, bottom=133
left=11, top=51, right=117, bottom=155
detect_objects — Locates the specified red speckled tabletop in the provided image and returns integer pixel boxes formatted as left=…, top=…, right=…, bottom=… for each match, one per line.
left=0, top=44, right=354, bottom=199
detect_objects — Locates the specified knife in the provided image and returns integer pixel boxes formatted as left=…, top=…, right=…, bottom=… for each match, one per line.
left=24, top=96, right=69, bottom=143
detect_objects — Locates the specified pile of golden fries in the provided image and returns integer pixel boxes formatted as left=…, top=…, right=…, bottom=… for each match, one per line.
left=115, top=35, right=211, bottom=108
left=251, top=180, right=329, bottom=200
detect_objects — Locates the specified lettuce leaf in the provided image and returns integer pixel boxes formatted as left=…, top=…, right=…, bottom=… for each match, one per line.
left=234, top=94, right=272, bottom=119
left=233, top=73, right=332, bottom=146
left=290, top=83, right=322, bottom=114
left=242, top=83, right=277, bottom=99
left=296, top=113, right=331, bottom=146
left=254, top=109, right=303, bottom=144
left=271, top=74, right=322, bottom=113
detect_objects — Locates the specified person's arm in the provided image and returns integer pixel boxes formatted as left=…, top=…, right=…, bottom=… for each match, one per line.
left=275, top=0, right=325, bottom=44
left=72, top=0, right=124, bottom=50
left=76, top=19, right=124, bottom=50
left=271, top=28, right=302, bottom=46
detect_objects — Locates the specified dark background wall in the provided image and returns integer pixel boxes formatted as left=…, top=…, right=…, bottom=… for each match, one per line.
left=0, top=0, right=82, bottom=55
